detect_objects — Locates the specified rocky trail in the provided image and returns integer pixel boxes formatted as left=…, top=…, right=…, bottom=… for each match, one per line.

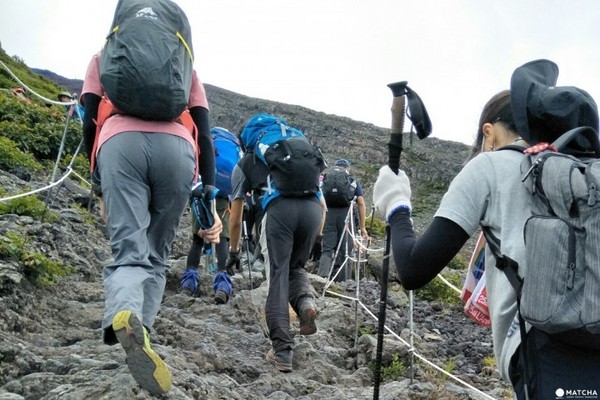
left=0, top=170, right=511, bottom=400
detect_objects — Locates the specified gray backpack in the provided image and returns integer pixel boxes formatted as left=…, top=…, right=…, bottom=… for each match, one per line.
left=100, top=0, right=194, bottom=121
left=483, top=126, right=600, bottom=347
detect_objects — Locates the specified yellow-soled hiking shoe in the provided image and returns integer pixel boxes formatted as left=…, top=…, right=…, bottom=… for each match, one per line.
left=113, top=310, right=172, bottom=395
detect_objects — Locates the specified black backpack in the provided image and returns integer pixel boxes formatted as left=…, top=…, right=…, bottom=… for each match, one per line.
left=322, top=167, right=356, bottom=207
left=100, top=0, right=194, bottom=121
left=240, top=113, right=326, bottom=197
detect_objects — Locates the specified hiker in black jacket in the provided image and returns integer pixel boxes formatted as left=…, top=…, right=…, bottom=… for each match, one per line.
left=317, top=159, right=368, bottom=281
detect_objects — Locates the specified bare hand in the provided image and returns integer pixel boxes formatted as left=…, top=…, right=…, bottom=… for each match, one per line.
left=198, top=213, right=223, bottom=243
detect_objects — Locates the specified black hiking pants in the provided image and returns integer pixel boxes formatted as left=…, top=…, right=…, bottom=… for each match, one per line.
left=509, top=327, right=600, bottom=399
left=264, top=197, right=321, bottom=353
left=317, top=206, right=353, bottom=281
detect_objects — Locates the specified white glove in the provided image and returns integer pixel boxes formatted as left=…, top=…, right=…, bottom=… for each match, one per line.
left=373, top=165, right=412, bottom=222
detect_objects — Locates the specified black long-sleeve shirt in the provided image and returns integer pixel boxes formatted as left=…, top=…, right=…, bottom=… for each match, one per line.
left=389, top=211, right=469, bottom=289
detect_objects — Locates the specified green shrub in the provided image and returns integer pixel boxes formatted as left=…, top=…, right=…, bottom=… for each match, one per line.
left=0, top=136, right=43, bottom=172
left=0, top=91, right=82, bottom=161
left=0, top=189, right=58, bottom=222
left=0, top=231, right=25, bottom=261
left=381, top=353, right=406, bottom=381
left=367, top=216, right=386, bottom=238
left=22, top=251, right=71, bottom=287
left=60, top=153, right=91, bottom=187
left=414, top=270, right=462, bottom=305
left=446, top=254, right=468, bottom=270
left=0, top=230, right=72, bottom=287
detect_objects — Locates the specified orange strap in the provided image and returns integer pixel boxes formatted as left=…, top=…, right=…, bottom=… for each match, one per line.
left=176, top=109, right=199, bottom=180
left=90, top=97, right=117, bottom=172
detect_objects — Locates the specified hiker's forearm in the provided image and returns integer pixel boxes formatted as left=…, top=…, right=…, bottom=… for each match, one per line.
left=391, top=215, right=468, bottom=290
left=190, top=106, right=215, bottom=186
left=357, top=196, right=367, bottom=230
left=228, top=199, right=244, bottom=252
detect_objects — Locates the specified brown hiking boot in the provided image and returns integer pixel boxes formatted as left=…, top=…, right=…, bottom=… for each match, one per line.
left=298, top=297, right=317, bottom=335
left=266, top=348, right=293, bottom=372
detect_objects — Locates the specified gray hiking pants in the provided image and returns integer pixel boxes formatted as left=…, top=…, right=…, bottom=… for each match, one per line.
left=265, top=198, right=321, bottom=353
left=317, top=207, right=352, bottom=281
left=98, top=132, right=195, bottom=344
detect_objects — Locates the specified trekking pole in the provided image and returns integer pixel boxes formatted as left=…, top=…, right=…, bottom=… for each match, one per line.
left=243, top=220, right=253, bottom=290
left=373, top=81, right=407, bottom=400
left=373, top=82, right=433, bottom=400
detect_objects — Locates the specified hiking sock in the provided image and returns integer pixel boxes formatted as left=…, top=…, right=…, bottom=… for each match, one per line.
left=112, top=310, right=171, bottom=395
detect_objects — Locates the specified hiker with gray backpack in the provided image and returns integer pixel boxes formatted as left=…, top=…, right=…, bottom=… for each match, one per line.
left=226, top=113, right=327, bottom=373
left=80, top=0, right=221, bottom=395
left=373, top=59, right=600, bottom=399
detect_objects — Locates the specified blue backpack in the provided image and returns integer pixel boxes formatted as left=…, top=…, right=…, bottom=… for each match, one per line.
left=240, top=113, right=326, bottom=197
left=212, top=127, right=242, bottom=197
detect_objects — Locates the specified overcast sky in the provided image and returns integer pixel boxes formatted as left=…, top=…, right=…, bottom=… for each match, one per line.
left=1, top=0, right=599, bottom=145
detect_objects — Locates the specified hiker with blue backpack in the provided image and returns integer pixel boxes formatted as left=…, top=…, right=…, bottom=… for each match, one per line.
left=79, top=0, right=222, bottom=395
left=373, top=60, right=600, bottom=399
left=180, top=127, right=242, bottom=304
left=226, top=113, right=326, bottom=373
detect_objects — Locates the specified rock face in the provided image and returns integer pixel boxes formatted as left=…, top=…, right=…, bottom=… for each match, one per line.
left=0, top=168, right=511, bottom=400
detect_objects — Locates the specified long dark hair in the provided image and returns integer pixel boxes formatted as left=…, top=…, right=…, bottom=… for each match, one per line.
left=467, top=90, right=518, bottom=161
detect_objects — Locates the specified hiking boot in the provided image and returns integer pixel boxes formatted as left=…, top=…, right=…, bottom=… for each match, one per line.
left=214, top=289, right=229, bottom=304
left=113, top=310, right=171, bottom=395
left=298, top=298, right=318, bottom=335
left=266, top=348, right=293, bottom=373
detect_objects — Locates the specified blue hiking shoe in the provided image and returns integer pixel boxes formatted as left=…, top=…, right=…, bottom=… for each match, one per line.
left=180, top=267, right=200, bottom=295
left=213, top=271, right=233, bottom=304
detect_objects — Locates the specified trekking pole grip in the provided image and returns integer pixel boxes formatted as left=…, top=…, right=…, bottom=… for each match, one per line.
left=387, top=81, right=408, bottom=174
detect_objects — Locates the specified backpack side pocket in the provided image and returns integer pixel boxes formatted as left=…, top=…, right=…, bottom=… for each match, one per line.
left=522, top=216, right=584, bottom=333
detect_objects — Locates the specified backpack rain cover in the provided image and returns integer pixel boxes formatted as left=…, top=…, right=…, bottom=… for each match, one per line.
left=212, top=127, right=242, bottom=197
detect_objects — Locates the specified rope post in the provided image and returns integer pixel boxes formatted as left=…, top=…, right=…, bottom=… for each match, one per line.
left=353, top=231, right=362, bottom=348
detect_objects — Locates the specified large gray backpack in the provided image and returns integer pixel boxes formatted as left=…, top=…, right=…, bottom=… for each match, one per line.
left=100, top=0, right=194, bottom=121
left=484, top=126, right=600, bottom=348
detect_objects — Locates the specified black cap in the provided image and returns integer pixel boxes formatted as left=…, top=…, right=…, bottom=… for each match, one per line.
left=510, top=59, right=599, bottom=145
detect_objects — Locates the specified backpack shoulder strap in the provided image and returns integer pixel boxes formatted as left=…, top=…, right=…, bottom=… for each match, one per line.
left=495, top=144, right=526, bottom=153
left=481, top=227, right=523, bottom=295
